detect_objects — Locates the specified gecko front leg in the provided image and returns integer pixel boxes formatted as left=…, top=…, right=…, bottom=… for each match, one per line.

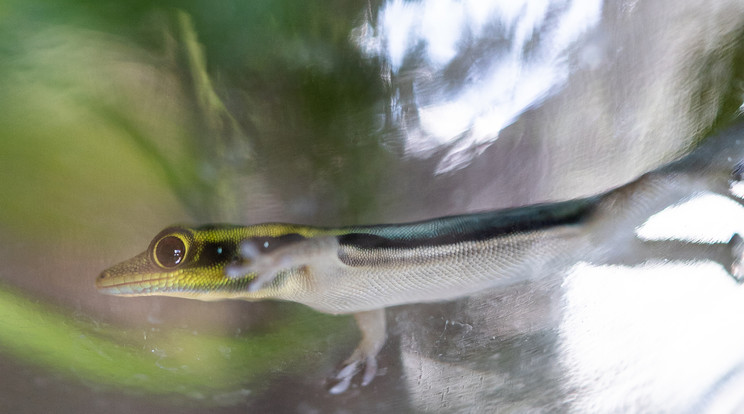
left=225, top=234, right=388, bottom=392
left=329, top=309, right=386, bottom=394
left=225, top=235, right=339, bottom=291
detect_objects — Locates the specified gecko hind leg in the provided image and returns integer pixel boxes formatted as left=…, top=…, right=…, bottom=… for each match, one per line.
left=605, top=236, right=744, bottom=284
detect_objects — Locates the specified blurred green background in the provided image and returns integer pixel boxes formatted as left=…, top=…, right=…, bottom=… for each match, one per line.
left=4, top=0, right=744, bottom=412
left=0, top=1, right=398, bottom=412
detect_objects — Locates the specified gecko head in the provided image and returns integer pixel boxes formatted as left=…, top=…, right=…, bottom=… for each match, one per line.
left=96, top=225, right=254, bottom=299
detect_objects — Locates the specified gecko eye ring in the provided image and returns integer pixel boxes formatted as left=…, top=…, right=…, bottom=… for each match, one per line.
left=149, top=229, right=193, bottom=269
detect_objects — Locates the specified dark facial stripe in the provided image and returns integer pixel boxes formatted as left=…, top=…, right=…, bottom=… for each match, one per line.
left=194, top=234, right=308, bottom=268
left=195, top=241, right=239, bottom=267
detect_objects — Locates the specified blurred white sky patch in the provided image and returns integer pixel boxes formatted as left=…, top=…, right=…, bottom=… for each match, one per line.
left=352, top=0, right=603, bottom=173
left=635, top=193, right=744, bottom=243
left=561, top=261, right=744, bottom=413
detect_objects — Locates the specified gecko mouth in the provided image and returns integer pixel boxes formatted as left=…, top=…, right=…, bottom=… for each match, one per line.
left=96, top=272, right=174, bottom=295
left=96, top=271, right=256, bottom=297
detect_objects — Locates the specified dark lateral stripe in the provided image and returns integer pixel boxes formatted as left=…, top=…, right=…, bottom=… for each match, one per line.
left=338, top=196, right=599, bottom=249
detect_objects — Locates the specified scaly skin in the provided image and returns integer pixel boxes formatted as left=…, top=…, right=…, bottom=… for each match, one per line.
left=98, top=121, right=744, bottom=393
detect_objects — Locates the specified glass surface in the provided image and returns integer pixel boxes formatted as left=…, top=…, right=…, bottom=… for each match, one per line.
left=2, top=0, right=744, bottom=412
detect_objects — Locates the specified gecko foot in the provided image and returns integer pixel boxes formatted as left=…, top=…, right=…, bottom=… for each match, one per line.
left=728, top=233, right=744, bottom=283
left=327, top=309, right=386, bottom=394
left=327, top=349, right=378, bottom=394
left=225, top=240, right=286, bottom=291
left=225, top=236, right=340, bottom=291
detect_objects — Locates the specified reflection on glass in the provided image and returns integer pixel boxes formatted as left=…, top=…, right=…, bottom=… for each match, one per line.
left=2, top=0, right=744, bottom=412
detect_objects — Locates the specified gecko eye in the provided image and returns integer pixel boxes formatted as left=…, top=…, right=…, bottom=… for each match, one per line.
left=153, top=235, right=187, bottom=269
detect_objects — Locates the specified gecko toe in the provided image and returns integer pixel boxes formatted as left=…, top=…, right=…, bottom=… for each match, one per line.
left=239, top=240, right=262, bottom=260
left=728, top=233, right=744, bottom=283
left=326, top=353, right=379, bottom=394
left=328, top=361, right=359, bottom=394
left=361, top=355, right=378, bottom=386
left=225, top=262, right=249, bottom=279
left=328, top=375, right=353, bottom=395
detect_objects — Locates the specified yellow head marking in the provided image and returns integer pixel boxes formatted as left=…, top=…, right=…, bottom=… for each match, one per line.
left=96, top=223, right=344, bottom=299
left=97, top=225, right=253, bottom=298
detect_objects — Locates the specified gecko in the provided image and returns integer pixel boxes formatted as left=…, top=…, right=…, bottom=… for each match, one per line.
left=97, top=122, right=744, bottom=393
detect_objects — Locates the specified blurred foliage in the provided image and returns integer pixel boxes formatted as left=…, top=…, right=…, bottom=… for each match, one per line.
left=0, top=282, right=350, bottom=405
left=0, top=0, right=384, bottom=404
left=0, top=0, right=389, bottom=242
